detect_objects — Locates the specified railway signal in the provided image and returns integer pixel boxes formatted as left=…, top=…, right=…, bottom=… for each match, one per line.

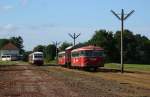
left=111, top=9, right=135, bottom=73
left=68, top=33, right=81, bottom=46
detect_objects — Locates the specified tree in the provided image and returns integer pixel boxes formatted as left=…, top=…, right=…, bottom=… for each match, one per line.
left=33, top=45, right=46, bottom=52
left=45, top=44, right=56, bottom=61
left=88, top=30, right=118, bottom=62
left=10, top=36, right=24, bottom=54
left=114, top=29, right=150, bottom=64
left=33, top=45, right=46, bottom=58
left=22, top=51, right=32, bottom=61
left=59, top=42, right=72, bottom=51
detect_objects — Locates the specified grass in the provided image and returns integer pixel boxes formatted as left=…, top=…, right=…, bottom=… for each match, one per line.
left=44, top=60, right=57, bottom=66
left=105, top=63, right=150, bottom=73
left=0, top=60, right=28, bottom=65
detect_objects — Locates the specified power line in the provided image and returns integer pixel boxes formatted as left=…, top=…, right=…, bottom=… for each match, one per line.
left=68, top=33, right=81, bottom=46
left=111, top=9, right=135, bottom=73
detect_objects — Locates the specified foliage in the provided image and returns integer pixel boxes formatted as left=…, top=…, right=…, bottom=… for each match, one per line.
left=33, top=45, right=46, bottom=52
left=22, top=51, right=32, bottom=61
left=10, top=36, right=25, bottom=54
left=30, top=29, right=150, bottom=64
left=33, top=44, right=56, bottom=62
left=105, top=63, right=150, bottom=73
left=88, top=30, right=118, bottom=62
left=88, top=29, right=150, bottom=64
left=45, top=44, right=56, bottom=62
left=59, top=42, right=72, bottom=51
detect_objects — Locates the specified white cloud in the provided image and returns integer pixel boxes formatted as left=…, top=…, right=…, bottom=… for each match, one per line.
left=0, top=5, right=14, bottom=11
left=0, top=24, right=19, bottom=32
left=0, top=23, right=57, bottom=33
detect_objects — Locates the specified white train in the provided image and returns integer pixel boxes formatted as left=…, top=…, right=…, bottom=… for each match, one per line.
left=29, top=52, right=44, bottom=65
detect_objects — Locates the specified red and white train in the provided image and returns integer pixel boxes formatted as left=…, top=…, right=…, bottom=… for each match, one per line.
left=58, top=45, right=105, bottom=70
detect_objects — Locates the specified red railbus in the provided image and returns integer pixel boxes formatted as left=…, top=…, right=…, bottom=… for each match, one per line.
left=58, top=46, right=73, bottom=66
left=58, top=45, right=105, bottom=70
left=71, top=46, right=104, bottom=69
left=58, top=51, right=66, bottom=66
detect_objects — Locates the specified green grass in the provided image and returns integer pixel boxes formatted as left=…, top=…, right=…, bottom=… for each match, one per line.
left=105, top=63, right=150, bottom=73
left=0, top=61, right=28, bottom=65
left=44, top=60, right=57, bottom=65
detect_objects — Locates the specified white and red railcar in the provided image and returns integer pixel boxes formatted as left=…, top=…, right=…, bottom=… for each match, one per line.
left=29, top=52, right=44, bottom=65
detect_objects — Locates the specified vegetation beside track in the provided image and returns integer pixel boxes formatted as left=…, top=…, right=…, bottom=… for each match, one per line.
left=0, top=61, right=28, bottom=65
left=105, top=63, right=150, bottom=73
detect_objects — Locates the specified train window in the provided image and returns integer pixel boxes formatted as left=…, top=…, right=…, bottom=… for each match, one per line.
left=80, top=51, right=85, bottom=56
left=72, top=52, right=79, bottom=57
left=58, top=53, right=65, bottom=58
left=34, top=54, right=43, bottom=58
left=93, top=51, right=104, bottom=57
left=2, top=56, right=6, bottom=58
left=80, top=50, right=104, bottom=57
left=86, top=51, right=93, bottom=56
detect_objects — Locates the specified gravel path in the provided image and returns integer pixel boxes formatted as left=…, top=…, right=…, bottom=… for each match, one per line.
left=0, top=65, right=149, bottom=97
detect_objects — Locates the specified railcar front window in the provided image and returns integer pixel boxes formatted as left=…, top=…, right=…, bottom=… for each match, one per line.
left=34, top=54, right=43, bottom=58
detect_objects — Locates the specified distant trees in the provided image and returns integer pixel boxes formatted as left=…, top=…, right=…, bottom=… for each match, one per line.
left=10, top=36, right=24, bottom=54
left=88, top=29, right=150, bottom=64
left=3, top=30, right=148, bottom=64
left=33, top=44, right=56, bottom=62
left=33, top=45, right=46, bottom=53
left=88, top=30, right=118, bottom=62
left=59, top=42, right=72, bottom=51
left=45, top=44, right=56, bottom=61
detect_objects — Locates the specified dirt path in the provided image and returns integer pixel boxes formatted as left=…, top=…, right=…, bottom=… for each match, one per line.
left=0, top=65, right=79, bottom=97
left=0, top=65, right=149, bottom=97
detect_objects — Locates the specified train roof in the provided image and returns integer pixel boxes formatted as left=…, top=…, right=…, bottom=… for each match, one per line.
left=71, top=45, right=104, bottom=52
left=65, top=46, right=74, bottom=50
left=58, top=51, right=65, bottom=54
left=29, top=52, right=43, bottom=56
left=33, top=52, right=43, bottom=54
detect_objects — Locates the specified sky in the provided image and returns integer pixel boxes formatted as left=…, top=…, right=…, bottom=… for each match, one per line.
left=0, top=0, right=149, bottom=50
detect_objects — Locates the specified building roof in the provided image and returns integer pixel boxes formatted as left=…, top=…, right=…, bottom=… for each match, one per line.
left=0, top=42, right=18, bottom=50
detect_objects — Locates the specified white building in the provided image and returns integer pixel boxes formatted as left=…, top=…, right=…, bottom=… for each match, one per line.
left=0, top=42, right=19, bottom=61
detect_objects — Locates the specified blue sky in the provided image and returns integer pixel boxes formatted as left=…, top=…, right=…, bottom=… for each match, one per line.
left=0, top=0, right=149, bottom=50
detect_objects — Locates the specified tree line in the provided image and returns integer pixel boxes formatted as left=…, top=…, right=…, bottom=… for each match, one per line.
left=33, top=29, right=150, bottom=64
left=0, top=29, right=150, bottom=64
left=87, top=29, right=150, bottom=64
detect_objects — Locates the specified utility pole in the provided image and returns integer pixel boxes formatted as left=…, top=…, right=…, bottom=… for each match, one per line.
left=111, top=9, right=134, bottom=73
left=52, top=41, right=61, bottom=64
left=68, top=33, right=81, bottom=46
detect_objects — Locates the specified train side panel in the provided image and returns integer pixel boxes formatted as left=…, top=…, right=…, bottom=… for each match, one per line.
left=71, top=45, right=105, bottom=68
